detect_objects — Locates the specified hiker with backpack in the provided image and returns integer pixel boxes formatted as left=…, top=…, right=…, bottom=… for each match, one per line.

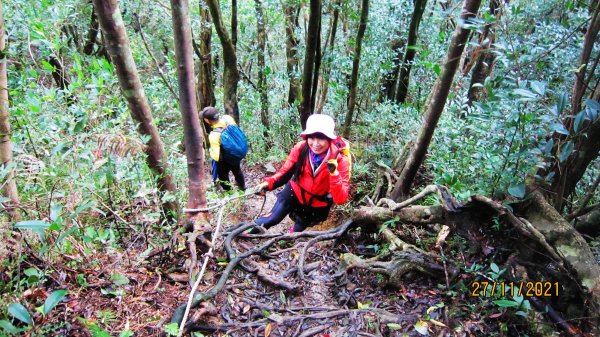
left=250, top=114, right=350, bottom=233
left=202, top=106, right=247, bottom=191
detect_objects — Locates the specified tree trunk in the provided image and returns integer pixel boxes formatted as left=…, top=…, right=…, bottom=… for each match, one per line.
left=342, top=0, right=369, bottom=138
left=395, top=0, right=428, bottom=104
left=254, top=0, right=270, bottom=142
left=93, top=0, right=179, bottom=216
left=571, top=4, right=600, bottom=114
left=83, top=2, right=99, bottom=55
left=206, top=0, right=240, bottom=123
left=47, top=56, right=76, bottom=105
left=309, top=7, right=323, bottom=116
left=197, top=0, right=216, bottom=109
left=315, top=0, right=340, bottom=113
left=231, top=0, right=237, bottom=49
left=283, top=1, right=300, bottom=107
left=380, top=38, right=404, bottom=101
left=0, top=0, right=20, bottom=223
left=390, top=0, right=482, bottom=201
left=541, top=5, right=600, bottom=211
left=170, top=0, right=207, bottom=221
left=466, top=0, right=501, bottom=105
left=299, top=0, right=321, bottom=128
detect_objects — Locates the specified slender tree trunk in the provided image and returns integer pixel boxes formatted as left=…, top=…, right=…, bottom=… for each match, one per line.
left=206, top=0, right=240, bottom=123
left=48, top=56, right=76, bottom=105
left=391, top=0, right=482, bottom=201
left=299, top=0, right=322, bottom=128
left=380, top=37, right=404, bottom=101
left=171, top=0, right=207, bottom=219
left=466, top=0, right=501, bottom=105
left=0, top=1, right=20, bottom=222
left=197, top=0, right=216, bottom=109
left=315, top=0, right=340, bottom=113
left=571, top=4, right=600, bottom=114
left=283, top=1, right=300, bottom=107
left=83, top=2, right=99, bottom=55
left=309, top=6, right=323, bottom=115
left=93, top=0, right=178, bottom=216
left=342, top=0, right=369, bottom=138
left=231, top=0, right=237, bottom=49
left=254, top=0, right=270, bottom=141
left=540, top=5, right=600, bottom=211
left=395, top=0, right=428, bottom=104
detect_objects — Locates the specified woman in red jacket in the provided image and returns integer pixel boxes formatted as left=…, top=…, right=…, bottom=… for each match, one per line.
left=252, top=114, right=350, bottom=233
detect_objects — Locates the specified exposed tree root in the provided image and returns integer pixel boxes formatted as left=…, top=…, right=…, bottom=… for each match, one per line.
left=170, top=220, right=358, bottom=333
left=298, top=220, right=354, bottom=280
left=350, top=184, right=600, bottom=333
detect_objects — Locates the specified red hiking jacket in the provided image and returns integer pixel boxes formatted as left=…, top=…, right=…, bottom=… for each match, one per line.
left=264, top=140, right=350, bottom=207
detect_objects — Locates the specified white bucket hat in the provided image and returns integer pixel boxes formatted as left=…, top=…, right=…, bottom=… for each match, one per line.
left=300, top=114, right=337, bottom=140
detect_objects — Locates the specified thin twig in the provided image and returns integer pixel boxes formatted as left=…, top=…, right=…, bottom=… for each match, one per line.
left=135, top=15, right=179, bottom=100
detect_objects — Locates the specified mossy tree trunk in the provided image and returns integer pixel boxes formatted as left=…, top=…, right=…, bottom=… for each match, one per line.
left=395, top=0, right=428, bottom=104
left=197, top=0, right=216, bottom=110
left=315, top=0, right=340, bottom=113
left=283, top=0, right=300, bottom=107
left=206, top=0, right=240, bottom=123
left=342, top=0, right=369, bottom=138
left=391, top=0, right=482, bottom=201
left=465, top=0, right=501, bottom=105
left=299, top=0, right=321, bottom=128
left=254, top=0, right=270, bottom=142
left=0, top=0, right=20, bottom=223
left=93, top=0, right=179, bottom=217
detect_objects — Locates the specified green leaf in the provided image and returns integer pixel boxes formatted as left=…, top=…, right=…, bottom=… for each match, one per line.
left=110, top=272, right=130, bottom=286
left=557, top=92, right=568, bottom=115
left=490, top=263, right=500, bottom=274
left=119, top=330, right=134, bottom=337
left=559, top=141, right=574, bottom=162
left=14, top=220, right=51, bottom=230
left=88, top=323, right=112, bottom=337
left=433, top=64, right=441, bottom=76
left=515, top=310, right=528, bottom=317
left=573, top=111, right=586, bottom=133
left=530, top=81, right=546, bottom=95
left=43, top=289, right=68, bottom=315
left=493, top=299, right=519, bottom=308
left=507, top=184, right=526, bottom=198
left=513, top=88, right=536, bottom=99
left=414, top=320, right=429, bottom=335
left=8, top=303, right=32, bottom=325
left=543, top=139, right=554, bottom=156
left=0, top=319, right=26, bottom=334
left=585, top=98, right=600, bottom=112
left=163, top=322, right=179, bottom=336
left=551, top=123, right=569, bottom=135
left=387, top=323, right=402, bottom=330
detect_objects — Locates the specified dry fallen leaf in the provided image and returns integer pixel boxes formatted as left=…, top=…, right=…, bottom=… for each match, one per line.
left=264, top=322, right=272, bottom=337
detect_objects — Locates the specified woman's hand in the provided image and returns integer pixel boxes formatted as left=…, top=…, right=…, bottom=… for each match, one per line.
left=254, top=181, right=269, bottom=194
left=327, top=159, right=338, bottom=175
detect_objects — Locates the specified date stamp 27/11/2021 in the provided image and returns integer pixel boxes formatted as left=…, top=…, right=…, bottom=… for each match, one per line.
left=470, top=281, right=560, bottom=297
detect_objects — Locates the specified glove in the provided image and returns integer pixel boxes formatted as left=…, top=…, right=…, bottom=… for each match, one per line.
left=327, top=159, right=338, bottom=175
left=254, top=181, right=269, bottom=195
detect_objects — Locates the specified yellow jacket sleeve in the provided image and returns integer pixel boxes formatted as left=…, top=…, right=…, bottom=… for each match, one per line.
left=208, top=131, right=221, bottom=161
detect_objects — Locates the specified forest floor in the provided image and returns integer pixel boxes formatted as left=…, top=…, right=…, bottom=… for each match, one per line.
left=11, top=163, right=592, bottom=337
